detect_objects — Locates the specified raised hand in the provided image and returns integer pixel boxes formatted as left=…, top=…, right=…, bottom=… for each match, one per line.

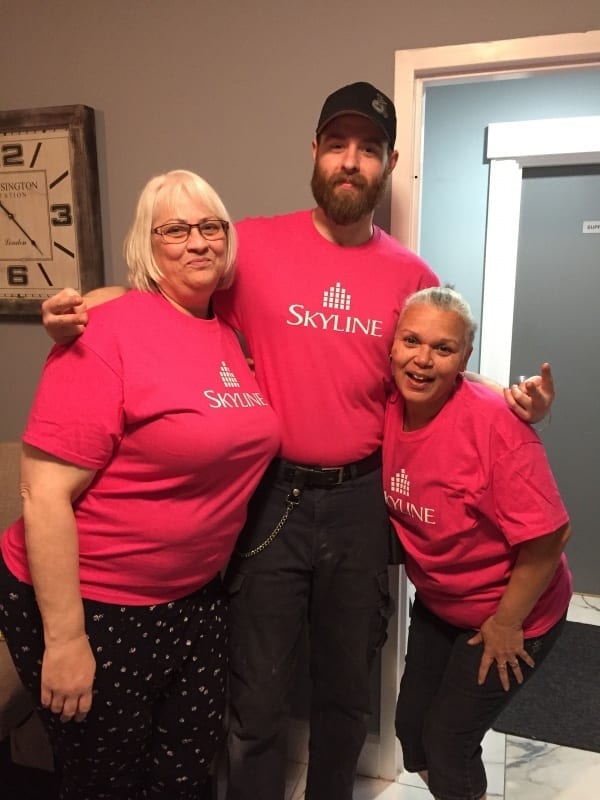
left=503, top=363, right=555, bottom=424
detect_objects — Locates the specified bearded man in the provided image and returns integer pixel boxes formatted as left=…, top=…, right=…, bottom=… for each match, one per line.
left=218, top=83, right=437, bottom=800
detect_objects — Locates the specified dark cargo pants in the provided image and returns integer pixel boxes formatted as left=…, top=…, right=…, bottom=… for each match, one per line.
left=224, top=463, right=393, bottom=800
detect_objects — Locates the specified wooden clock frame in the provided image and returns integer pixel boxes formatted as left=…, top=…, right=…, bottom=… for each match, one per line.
left=0, top=104, right=104, bottom=318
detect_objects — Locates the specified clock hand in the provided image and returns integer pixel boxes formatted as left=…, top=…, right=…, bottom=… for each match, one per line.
left=0, top=199, right=44, bottom=256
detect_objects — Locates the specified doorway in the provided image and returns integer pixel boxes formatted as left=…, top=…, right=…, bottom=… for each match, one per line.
left=481, top=115, right=600, bottom=593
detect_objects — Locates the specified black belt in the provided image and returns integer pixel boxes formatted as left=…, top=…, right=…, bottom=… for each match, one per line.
left=275, top=449, right=381, bottom=488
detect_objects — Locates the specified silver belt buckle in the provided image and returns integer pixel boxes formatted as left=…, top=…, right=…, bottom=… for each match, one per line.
left=320, top=466, right=345, bottom=485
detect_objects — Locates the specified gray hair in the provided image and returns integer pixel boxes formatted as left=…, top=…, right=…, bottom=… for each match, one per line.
left=124, top=169, right=237, bottom=292
left=401, top=286, right=478, bottom=348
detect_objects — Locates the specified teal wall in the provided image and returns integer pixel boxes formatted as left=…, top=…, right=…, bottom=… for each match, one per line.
left=420, top=69, right=600, bottom=369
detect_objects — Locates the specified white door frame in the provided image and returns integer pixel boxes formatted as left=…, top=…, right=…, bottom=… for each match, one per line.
left=392, top=31, right=600, bottom=252
left=381, top=30, right=600, bottom=784
left=481, top=115, right=600, bottom=385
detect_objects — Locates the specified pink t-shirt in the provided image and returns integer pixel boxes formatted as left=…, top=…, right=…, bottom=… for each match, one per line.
left=383, top=378, right=571, bottom=637
left=1, top=291, right=280, bottom=604
left=213, top=210, right=438, bottom=465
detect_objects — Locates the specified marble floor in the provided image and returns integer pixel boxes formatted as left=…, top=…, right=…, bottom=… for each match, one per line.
left=282, top=593, right=600, bottom=800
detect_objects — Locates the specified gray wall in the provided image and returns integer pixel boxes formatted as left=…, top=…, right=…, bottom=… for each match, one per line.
left=2, top=0, right=600, bottom=439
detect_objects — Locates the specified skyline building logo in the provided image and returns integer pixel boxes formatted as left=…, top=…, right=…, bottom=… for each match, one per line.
left=203, top=361, right=268, bottom=409
left=385, top=468, right=436, bottom=525
left=287, top=281, right=383, bottom=337
left=219, top=361, right=240, bottom=388
left=390, top=468, right=410, bottom=497
left=322, top=281, right=351, bottom=311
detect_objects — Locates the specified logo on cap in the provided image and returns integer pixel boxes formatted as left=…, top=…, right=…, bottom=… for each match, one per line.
left=372, top=93, right=389, bottom=119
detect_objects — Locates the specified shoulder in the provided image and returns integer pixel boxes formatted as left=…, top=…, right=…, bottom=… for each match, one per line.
left=372, top=226, right=439, bottom=284
left=235, top=210, right=311, bottom=238
left=458, top=379, right=539, bottom=445
left=86, top=288, right=157, bottom=323
left=458, top=379, right=510, bottom=418
left=81, top=291, right=164, bottom=347
left=212, top=315, right=244, bottom=345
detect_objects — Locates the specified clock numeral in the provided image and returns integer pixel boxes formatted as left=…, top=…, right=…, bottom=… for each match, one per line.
left=50, top=204, right=73, bottom=226
left=1, top=144, right=24, bottom=167
left=6, top=265, right=29, bottom=286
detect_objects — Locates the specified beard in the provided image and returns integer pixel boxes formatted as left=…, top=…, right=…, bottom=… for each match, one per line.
left=310, top=163, right=389, bottom=225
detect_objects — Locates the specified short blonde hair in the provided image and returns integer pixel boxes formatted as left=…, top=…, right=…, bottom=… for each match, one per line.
left=124, top=169, right=237, bottom=292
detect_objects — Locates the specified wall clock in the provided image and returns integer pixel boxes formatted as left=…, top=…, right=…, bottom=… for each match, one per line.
left=0, top=105, right=104, bottom=318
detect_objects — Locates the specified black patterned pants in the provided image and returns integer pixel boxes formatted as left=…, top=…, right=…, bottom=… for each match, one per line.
left=0, top=553, right=227, bottom=800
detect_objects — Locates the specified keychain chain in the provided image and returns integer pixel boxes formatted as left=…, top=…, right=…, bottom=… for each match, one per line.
left=235, top=480, right=305, bottom=559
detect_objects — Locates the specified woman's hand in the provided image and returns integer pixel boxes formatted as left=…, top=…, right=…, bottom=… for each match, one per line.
left=41, top=634, right=96, bottom=722
left=468, top=615, right=535, bottom=691
left=468, top=524, right=570, bottom=691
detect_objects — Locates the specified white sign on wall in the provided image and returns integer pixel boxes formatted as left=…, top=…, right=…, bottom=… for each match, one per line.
left=582, top=221, right=600, bottom=233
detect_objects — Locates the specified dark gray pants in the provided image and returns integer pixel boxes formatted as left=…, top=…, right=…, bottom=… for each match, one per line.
left=224, top=464, right=393, bottom=800
left=396, top=595, right=567, bottom=800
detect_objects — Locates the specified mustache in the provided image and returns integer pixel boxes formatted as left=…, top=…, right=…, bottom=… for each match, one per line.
left=331, top=172, right=368, bottom=189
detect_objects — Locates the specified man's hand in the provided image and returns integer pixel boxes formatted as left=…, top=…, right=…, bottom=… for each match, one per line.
left=503, top=362, right=555, bottom=424
left=41, top=285, right=127, bottom=344
left=41, top=288, right=89, bottom=344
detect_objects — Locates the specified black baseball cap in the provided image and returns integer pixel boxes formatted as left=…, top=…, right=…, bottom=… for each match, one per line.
left=316, top=82, right=396, bottom=147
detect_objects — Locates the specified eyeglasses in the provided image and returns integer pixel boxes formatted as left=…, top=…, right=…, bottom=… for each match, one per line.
left=151, top=218, right=229, bottom=243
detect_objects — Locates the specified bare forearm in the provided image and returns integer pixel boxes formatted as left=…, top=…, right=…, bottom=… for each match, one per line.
left=20, top=445, right=98, bottom=720
left=494, top=524, right=571, bottom=628
left=473, top=524, right=570, bottom=687
left=20, top=445, right=95, bottom=645
left=23, top=496, right=85, bottom=644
